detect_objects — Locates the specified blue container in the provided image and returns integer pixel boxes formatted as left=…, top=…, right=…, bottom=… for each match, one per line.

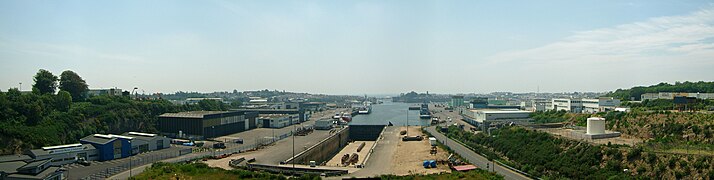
left=423, top=160, right=430, bottom=168
left=429, top=160, right=437, bottom=168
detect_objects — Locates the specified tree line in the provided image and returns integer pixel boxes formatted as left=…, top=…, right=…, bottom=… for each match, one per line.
left=607, top=81, right=714, bottom=101
left=0, top=69, right=236, bottom=154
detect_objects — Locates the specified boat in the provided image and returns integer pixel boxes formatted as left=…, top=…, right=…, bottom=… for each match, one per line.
left=419, top=103, right=431, bottom=119
left=420, top=110, right=432, bottom=119
left=340, top=114, right=352, bottom=122
left=358, top=105, right=371, bottom=114
left=354, top=101, right=372, bottom=114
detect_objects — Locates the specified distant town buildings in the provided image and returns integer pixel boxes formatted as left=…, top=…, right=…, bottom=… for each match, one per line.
left=86, top=88, right=122, bottom=97
left=450, top=96, right=464, bottom=108
left=185, top=97, right=224, bottom=104
left=640, top=92, right=714, bottom=101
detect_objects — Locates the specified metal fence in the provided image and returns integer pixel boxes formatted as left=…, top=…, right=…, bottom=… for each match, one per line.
left=78, top=131, right=295, bottom=179
left=78, top=150, right=183, bottom=180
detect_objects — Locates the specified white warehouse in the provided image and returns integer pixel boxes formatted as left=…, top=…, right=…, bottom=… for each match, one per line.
left=463, top=109, right=532, bottom=123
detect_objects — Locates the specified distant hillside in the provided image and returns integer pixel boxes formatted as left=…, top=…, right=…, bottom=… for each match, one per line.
left=607, top=81, right=714, bottom=100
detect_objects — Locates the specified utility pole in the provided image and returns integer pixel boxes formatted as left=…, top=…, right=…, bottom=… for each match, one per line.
left=293, top=122, right=296, bottom=169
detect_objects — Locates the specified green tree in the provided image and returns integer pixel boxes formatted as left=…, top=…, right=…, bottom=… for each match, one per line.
left=32, top=69, right=58, bottom=94
left=59, top=70, right=89, bottom=101
left=55, top=91, right=72, bottom=112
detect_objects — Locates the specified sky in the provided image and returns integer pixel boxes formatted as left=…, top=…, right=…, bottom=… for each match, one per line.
left=1, top=1, right=714, bottom=95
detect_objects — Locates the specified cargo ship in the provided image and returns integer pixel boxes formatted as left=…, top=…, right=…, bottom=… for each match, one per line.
left=419, top=103, right=431, bottom=119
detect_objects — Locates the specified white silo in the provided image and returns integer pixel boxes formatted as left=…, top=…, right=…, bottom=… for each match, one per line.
left=586, top=117, right=606, bottom=135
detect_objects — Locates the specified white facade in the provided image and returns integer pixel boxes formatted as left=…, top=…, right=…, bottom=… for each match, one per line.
left=552, top=98, right=620, bottom=113
left=641, top=92, right=714, bottom=101
left=530, top=99, right=551, bottom=112
left=586, top=117, right=606, bottom=135
left=260, top=115, right=298, bottom=128
left=552, top=98, right=583, bottom=112
left=314, top=119, right=333, bottom=130
left=464, top=109, right=531, bottom=123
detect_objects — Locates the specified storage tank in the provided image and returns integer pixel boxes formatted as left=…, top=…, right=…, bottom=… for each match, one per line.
left=423, top=160, right=430, bottom=168
left=586, top=117, right=606, bottom=135
left=429, top=160, right=437, bottom=168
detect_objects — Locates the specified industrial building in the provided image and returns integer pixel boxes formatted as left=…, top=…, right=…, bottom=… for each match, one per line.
left=314, top=119, right=334, bottom=130
left=259, top=114, right=299, bottom=128
left=0, top=156, right=64, bottom=180
left=120, top=132, right=171, bottom=155
left=158, top=111, right=259, bottom=139
left=640, top=92, right=714, bottom=101
left=80, top=134, right=133, bottom=161
left=86, top=88, right=123, bottom=97
left=463, top=109, right=532, bottom=123
left=530, top=98, right=552, bottom=112
left=552, top=97, right=620, bottom=113
left=451, top=96, right=465, bottom=108
left=25, top=144, right=99, bottom=166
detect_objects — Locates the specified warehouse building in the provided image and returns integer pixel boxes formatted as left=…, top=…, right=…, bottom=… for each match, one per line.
left=158, top=111, right=259, bottom=139
left=120, top=132, right=171, bottom=155
left=80, top=134, right=132, bottom=161
left=25, top=144, right=98, bottom=166
left=0, top=155, right=64, bottom=180
left=552, top=97, right=621, bottom=113
left=259, top=114, right=299, bottom=128
left=464, top=109, right=532, bottom=123
left=462, top=109, right=532, bottom=131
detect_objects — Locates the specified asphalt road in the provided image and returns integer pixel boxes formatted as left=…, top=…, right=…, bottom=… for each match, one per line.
left=425, top=126, right=531, bottom=180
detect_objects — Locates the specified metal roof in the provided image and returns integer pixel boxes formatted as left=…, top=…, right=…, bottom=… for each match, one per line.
left=0, top=161, right=25, bottom=174
left=0, top=155, right=31, bottom=163
left=453, top=165, right=477, bottom=171
left=80, top=134, right=134, bottom=145
left=159, top=111, right=231, bottom=118
left=6, top=166, right=60, bottom=179
left=42, top=143, right=83, bottom=151
left=28, top=144, right=95, bottom=157
left=18, top=159, right=50, bottom=171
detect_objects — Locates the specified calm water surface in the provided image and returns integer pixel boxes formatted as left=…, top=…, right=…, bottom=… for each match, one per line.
left=349, top=101, right=429, bottom=126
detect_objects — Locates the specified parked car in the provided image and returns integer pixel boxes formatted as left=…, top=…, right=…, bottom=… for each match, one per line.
left=213, top=142, right=227, bottom=149
left=234, top=138, right=244, bottom=144
left=77, top=158, right=91, bottom=166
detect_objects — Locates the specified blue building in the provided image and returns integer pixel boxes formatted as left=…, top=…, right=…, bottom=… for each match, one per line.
left=79, top=134, right=132, bottom=161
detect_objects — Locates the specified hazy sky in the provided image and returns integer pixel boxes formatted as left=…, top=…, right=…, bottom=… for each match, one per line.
left=1, top=1, right=714, bottom=95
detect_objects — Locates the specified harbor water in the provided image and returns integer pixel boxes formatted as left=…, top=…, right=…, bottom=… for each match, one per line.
left=349, top=101, right=430, bottom=126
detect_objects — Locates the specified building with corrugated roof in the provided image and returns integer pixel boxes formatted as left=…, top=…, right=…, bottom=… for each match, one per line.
left=0, top=155, right=63, bottom=180
left=158, top=111, right=258, bottom=139
left=80, top=134, right=132, bottom=161
left=120, top=132, right=171, bottom=154
left=25, top=143, right=98, bottom=166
